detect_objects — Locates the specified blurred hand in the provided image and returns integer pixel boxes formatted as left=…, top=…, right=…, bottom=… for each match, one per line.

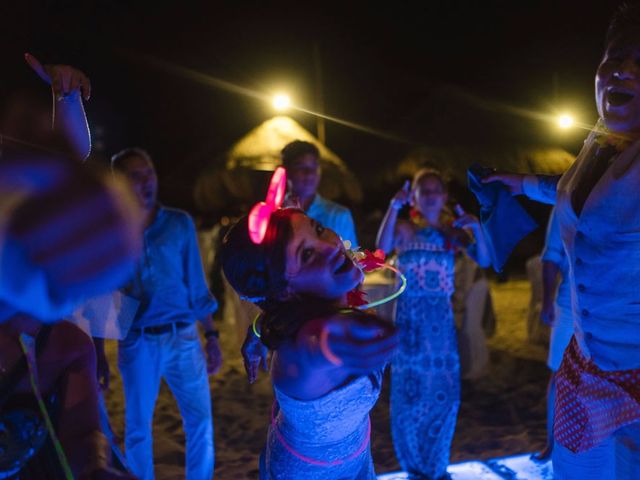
left=452, top=210, right=480, bottom=231
left=541, top=301, right=555, bottom=327
left=319, top=314, right=398, bottom=374
left=95, top=346, right=110, bottom=391
left=25, top=53, right=91, bottom=101
left=205, top=336, right=223, bottom=375
left=241, top=326, right=269, bottom=383
left=481, top=172, right=525, bottom=195
left=390, top=180, right=412, bottom=210
left=2, top=151, right=143, bottom=319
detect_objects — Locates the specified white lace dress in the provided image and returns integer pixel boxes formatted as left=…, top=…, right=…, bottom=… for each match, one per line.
left=260, top=370, right=383, bottom=479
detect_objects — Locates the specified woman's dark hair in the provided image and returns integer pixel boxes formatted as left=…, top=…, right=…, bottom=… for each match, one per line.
left=220, top=208, right=345, bottom=348
left=219, top=209, right=295, bottom=301
left=606, top=1, right=640, bottom=45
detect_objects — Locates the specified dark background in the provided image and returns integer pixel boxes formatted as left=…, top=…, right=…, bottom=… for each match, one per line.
left=0, top=0, right=620, bottom=214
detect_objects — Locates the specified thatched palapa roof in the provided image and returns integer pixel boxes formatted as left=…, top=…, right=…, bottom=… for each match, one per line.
left=194, top=116, right=362, bottom=212
left=396, top=145, right=575, bottom=183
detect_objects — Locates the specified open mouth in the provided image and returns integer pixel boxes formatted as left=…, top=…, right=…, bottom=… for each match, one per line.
left=335, top=254, right=354, bottom=274
left=608, top=88, right=636, bottom=107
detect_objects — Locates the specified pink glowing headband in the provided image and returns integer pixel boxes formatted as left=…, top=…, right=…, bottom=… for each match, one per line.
left=248, top=166, right=287, bottom=244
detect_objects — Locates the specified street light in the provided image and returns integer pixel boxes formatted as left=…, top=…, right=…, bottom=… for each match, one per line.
left=272, top=93, right=291, bottom=111
left=557, top=114, right=574, bottom=129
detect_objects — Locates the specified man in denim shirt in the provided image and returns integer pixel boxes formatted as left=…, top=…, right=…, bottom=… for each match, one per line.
left=97, top=148, right=221, bottom=480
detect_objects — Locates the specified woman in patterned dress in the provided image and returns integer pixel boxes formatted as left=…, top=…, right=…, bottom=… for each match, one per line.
left=377, top=168, right=490, bottom=479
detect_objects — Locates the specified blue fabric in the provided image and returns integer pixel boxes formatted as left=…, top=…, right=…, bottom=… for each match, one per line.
left=467, top=165, right=538, bottom=272
left=306, top=194, right=358, bottom=247
left=261, top=371, right=382, bottom=479
left=392, top=227, right=460, bottom=479
left=122, top=206, right=217, bottom=328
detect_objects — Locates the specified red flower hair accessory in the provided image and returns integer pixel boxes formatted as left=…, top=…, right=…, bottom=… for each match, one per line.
left=343, top=243, right=407, bottom=310
left=248, top=167, right=287, bottom=244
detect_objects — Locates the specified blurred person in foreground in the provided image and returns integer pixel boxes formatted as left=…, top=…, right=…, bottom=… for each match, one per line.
left=99, top=148, right=221, bottom=480
left=0, top=55, right=141, bottom=478
left=485, top=3, right=640, bottom=477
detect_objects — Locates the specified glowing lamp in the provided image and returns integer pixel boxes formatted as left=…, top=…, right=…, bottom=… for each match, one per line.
left=272, top=93, right=291, bottom=111
left=558, top=114, right=574, bottom=129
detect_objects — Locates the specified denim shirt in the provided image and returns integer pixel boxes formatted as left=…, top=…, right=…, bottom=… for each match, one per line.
left=122, top=206, right=217, bottom=328
left=306, top=194, right=358, bottom=247
left=524, top=130, right=640, bottom=370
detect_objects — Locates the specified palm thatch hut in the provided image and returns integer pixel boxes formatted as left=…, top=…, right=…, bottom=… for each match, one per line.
left=395, top=145, right=575, bottom=184
left=194, top=116, right=362, bottom=213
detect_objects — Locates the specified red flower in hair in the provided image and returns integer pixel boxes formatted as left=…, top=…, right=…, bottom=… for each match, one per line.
left=358, top=249, right=386, bottom=273
left=346, top=288, right=368, bottom=307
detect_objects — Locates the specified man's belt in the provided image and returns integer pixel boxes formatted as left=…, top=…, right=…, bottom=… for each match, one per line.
left=131, top=321, right=191, bottom=335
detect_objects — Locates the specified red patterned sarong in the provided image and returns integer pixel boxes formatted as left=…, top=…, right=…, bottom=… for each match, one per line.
left=554, top=337, right=640, bottom=453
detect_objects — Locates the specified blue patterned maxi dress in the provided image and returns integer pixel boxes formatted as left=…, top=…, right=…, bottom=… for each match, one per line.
left=391, top=227, right=461, bottom=479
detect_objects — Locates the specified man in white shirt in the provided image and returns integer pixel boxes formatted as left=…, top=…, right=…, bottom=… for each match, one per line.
left=486, top=4, right=640, bottom=478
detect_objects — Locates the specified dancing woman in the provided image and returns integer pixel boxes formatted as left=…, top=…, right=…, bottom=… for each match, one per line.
left=220, top=179, right=398, bottom=479
left=377, top=168, right=490, bottom=479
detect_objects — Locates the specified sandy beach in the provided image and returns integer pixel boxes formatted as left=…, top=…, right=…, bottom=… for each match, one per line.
left=103, top=278, right=549, bottom=479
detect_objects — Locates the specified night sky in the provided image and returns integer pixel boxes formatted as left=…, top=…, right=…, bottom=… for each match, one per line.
left=1, top=1, right=622, bottom=212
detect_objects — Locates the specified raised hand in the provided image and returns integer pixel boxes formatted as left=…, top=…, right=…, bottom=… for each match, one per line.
left=25, top=53, right=91, bottom=101
left=318, top=313, right=398, bottom=374
left=390, top=180, right=412, bottom=210
left=1, top=151, right=143, bottom=320
left=452, top=205, right=480, bottom=231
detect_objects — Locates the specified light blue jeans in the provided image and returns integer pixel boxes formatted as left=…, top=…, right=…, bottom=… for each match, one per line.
left=118, top=323, right=214, bottom=480
left=552, top=422, right=640, bottom=479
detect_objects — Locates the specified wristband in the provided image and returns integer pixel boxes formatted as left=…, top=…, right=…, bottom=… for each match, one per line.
left=252, top=314, right=262, bottom=338
left=319, top=328, right=343, bottom=366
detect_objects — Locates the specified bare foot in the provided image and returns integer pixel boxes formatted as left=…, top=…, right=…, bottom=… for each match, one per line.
left=531, top=445, right=553, bottom=461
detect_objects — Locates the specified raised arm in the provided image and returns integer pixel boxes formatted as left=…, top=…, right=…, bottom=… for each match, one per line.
left=376, top=180, right=411, bottom=254
left=25, top=53, right=92, bottom=161
left=482, top=172, right=560, bottom=205
left=452, top=206, right=491, bottom=268
left=272, top=312, right=398, bottom=400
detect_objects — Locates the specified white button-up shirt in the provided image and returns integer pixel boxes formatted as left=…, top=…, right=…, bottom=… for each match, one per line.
left=541, top=208, right=571, bottom=312
left=523, top=130, right=640, bottom=370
